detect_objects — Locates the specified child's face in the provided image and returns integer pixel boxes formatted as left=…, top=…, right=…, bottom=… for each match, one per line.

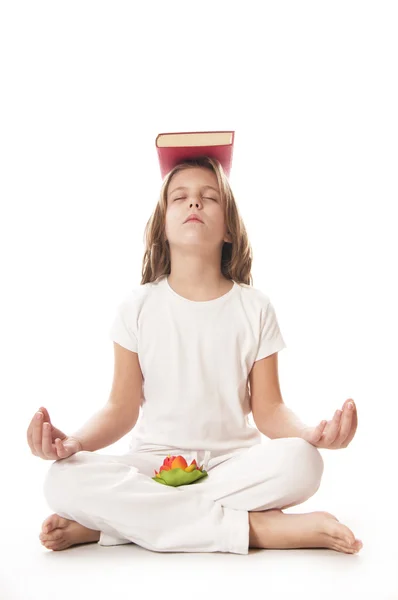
left=165, top=167, right=230, bottom=248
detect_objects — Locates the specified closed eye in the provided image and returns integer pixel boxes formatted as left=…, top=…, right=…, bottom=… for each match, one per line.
left=174, top=197, right=217, bottom=202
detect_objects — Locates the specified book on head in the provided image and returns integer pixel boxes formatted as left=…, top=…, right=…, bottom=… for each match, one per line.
left=156, top=131, right=235, bottom=179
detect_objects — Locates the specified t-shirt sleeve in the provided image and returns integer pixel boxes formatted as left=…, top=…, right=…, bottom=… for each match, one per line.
left=108, top=294, right=138, bottom=353
left=254, top=298, right=286, bottom=362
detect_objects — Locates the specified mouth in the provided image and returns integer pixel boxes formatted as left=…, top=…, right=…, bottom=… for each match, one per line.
left=184, top=218, right=203, bottom=224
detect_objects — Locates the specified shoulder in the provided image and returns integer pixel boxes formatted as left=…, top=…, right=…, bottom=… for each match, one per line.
left=235, top=281, right=272, bottom=309
left=114, top=279, right=158, bottom=314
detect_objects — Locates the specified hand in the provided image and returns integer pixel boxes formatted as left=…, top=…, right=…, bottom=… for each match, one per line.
left=27, top=406, right=83, bottom=460
left=301, top=399, right=358, bottom=449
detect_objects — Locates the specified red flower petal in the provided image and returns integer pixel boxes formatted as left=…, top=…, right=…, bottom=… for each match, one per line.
left=171, top=456, right=188, bottom=469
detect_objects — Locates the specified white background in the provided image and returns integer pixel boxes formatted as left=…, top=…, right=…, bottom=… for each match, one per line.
left=1, top=1, right=397, bottom=598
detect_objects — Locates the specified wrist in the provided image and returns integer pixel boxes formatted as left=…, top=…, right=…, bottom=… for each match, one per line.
left=69, top=436, right=84, bottom=452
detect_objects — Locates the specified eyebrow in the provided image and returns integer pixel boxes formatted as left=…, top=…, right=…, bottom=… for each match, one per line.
left=168, top=185, right=220, bottom=196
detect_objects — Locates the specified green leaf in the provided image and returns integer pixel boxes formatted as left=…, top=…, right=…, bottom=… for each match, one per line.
left=152, top=468, right=208, bottom=487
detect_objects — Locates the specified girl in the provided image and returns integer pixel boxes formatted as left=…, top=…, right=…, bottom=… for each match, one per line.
left=30, top=157, right=362, bottom=554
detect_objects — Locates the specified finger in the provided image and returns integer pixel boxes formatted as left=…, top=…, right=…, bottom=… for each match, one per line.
left=342, top=399, right=355, bottom=412
left=32, top=411, right=44, bottom=455
left=37, top=409, right=66, bottom=443
left=42, top=422, right=56, bottom=459
left=314, top=420, right=327, bottom=440
left=320, top=420, right=332, bottom=440
left=337, top=403, right=354, bottom=444
left=342, top=403, right=358, bottom=447
left=39, top=406, right=52, bottom=425
left=305, top=421, right=326, bottom=444
left=322, top=410, right=342, bottom=444
left=27, top=408, right=45, bottom=452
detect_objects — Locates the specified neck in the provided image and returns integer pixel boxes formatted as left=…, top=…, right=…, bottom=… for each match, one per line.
left=166, top=264, right=232, bottom=302
left=167, top=247, right=229, bottom=293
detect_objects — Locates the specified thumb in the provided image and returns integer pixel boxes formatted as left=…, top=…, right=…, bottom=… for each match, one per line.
left=311, top=421, right=327, bottom=443
left=55, top=438, right=76, bottom=458
left=302, top=422, right=326, bottom=444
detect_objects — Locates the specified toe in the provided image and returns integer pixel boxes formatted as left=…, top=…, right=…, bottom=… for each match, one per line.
left=40, top=529, right=63, bottom=542
left=344, top=535, right=356, bottom=546
left=335, top=544, right=355, bottom=554
left=339, top=539, right=362, bottom=554
left=331, top=522, right=356, bottom=546
left=355, top=539, right=363, bottom=550
left=42, top=513, right=57, bottom=533
left=42, top=520, right=52, bottom=533
left=42, top=514, right=70, bottom=534
left=46, top=540, right=68, bottom=551
left=329, top=536, right=357, bottom=554
left=43, top=538, right=64, bottom=550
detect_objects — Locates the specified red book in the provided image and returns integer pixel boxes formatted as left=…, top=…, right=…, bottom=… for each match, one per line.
left=156, top=131, right=235, bottom=179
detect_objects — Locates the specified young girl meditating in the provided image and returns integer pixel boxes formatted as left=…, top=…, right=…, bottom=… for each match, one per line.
left=29, top=156, right=362, bottom=554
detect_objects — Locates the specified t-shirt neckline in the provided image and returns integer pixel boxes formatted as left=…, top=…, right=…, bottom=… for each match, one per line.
left=164, top=275, right=237, bottom=305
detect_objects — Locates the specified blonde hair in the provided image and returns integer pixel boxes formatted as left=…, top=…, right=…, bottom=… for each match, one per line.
left=141, top=156, right=253, bottom=286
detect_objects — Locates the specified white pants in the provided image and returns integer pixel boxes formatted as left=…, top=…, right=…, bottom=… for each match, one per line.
left=42, top=437, right=324, bottom=555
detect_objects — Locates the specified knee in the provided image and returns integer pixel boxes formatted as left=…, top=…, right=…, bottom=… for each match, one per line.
left=284, top=437, right=324, bottom=497
left=43, top=451, right=90, bottom=509
left=264, top=437, right=323, bottom=500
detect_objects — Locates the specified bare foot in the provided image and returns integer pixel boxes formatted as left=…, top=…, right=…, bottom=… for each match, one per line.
left=249, top=509, right=363, bottom=554
left=39, top=513, right=100, bottom=551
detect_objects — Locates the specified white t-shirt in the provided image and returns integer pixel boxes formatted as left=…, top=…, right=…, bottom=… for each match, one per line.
left=109, top=274, right=286, bottom=453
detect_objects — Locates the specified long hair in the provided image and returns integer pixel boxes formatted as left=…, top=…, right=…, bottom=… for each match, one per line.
left=141, top=156, right=253, bottom=286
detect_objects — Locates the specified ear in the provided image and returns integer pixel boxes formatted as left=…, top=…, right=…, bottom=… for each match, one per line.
left=224, top=231, right=232, bottom=244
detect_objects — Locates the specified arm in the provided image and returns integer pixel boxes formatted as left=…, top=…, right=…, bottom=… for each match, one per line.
left=71, top=342, right=143, bottom=452
left=255, top=404, right=308, bottom=440
left=70, top=403, right=138, bottom=452
left=249, top=353, right=308, bottom=439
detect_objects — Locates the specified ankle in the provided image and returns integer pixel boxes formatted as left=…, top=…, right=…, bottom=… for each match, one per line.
left=248, top=509, right=283, bottom=548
